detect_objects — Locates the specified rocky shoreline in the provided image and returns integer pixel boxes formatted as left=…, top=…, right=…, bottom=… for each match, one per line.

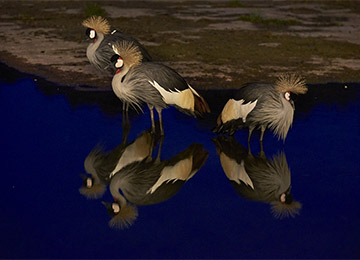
left=1, top=1, right=360, bottom=90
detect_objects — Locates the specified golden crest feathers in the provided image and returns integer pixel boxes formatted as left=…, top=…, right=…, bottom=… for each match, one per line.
left=275, top=74, right=308, bottom=95
left=82, top=16, right=111, bottom=34
left=270, top=200, right=302, bottom=219
left=112, top=41, right=142, bottom=68
left=79, top=183, right=106, bottom=199
left=109, top=204, right=139, bottom=229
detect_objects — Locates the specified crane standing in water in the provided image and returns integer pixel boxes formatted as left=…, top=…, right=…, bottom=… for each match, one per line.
left=214, top=74, right=307, bottom=142
left=110, top=41, right=210, bottom=135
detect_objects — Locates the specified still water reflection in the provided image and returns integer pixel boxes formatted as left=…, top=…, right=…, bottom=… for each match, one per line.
left=1, top=64, right=359, bottom=258
left=213, top=136, right=301, bottom=219
left=80, top=122, right=208, bottom=229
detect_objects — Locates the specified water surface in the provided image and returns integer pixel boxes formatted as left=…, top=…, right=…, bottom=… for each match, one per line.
left=0, top=65, right=359, bottom=258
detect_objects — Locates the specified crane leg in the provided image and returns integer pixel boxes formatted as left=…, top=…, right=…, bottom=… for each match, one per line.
left=121, top=103, right=130, bottom=144
left=259, top=140, right=266, bottom=159
left=248, top=127, right=254, bottom=143
left=122, top=102, right=129, bottom=122
left=121, top=118, right=130, bottom=145
left=260, top=125, right=266, bottom=142
left=148, top=105, right=155, bottom=133
left=156, top=107, right=164, bottom=136
left=155, top=135, right=164, bottom=163
left=122, top=102, right=129, bottom=112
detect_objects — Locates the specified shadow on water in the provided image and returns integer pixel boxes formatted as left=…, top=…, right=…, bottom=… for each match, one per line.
left=1, top=62, right=359, bottom=258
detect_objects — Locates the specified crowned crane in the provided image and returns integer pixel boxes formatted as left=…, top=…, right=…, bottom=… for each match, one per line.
left=212, top=136, right=302, bottom=219
left=214, top=74, right=307, bottom=142
left=79, top=122, right=156, bottom=199
left=82, top=16, right=152, bottom=74
left=110, top=41, right=210, bottom=135
left=102, top=143, right=209, bottom=229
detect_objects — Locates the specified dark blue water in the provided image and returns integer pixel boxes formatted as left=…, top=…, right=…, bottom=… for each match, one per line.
left=1, top=65, right=359, bottom=259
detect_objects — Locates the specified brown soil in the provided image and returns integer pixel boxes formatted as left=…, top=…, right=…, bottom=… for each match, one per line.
left=0, top=0, right=359, bottom=91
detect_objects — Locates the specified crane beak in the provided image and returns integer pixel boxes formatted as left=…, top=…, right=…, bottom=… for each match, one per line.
left=82, top=36, right=91, bottom=42
left=80, top=174, right=88, bottom=181
left=101, top=201, right=113, bottom=215
left=102, top=201, right=112, bottom=209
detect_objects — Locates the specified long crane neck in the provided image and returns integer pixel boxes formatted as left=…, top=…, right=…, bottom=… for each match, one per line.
left=86, top=32, right=104, bottom=63
left=109, top=174, right=127, bottom=207
left=116, top=62, right=132, bottom=80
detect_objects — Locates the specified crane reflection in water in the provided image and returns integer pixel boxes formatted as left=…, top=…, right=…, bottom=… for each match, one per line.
left=212, top=136, right=302, bottom=219
left=80, top=121, right=209, bottom=229
left=79, top=117, right=150, bottom=200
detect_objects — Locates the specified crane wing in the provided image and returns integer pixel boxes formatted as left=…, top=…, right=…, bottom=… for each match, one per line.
left=221, top=99, right=257, bottom=124
left=109, top=132, right=152, bottom=178
left=146, top=157, right=193, bottom=194
left=220, top=153, right=254, bottom=189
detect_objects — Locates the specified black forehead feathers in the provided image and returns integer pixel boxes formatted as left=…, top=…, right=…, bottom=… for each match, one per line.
left=105, top=203, right=120, bottom=217
left=85, top=28, right=91, bottom=36
left=110, top=54, right=120, bottom=63
left=82, top=176, right=93, bottom=187
left=285, top=194, right=293, bottom=204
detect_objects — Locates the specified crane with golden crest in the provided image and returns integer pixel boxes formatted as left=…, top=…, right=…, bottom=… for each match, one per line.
left=110, top=41, right=210, bottom=135
left=82, top=16, right=151, bottom=73
left=214, top=74, right=308, bottom=142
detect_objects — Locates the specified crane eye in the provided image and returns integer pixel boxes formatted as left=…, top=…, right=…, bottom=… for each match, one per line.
left=284, top=92, right=291, bottom=101
left=89, top=29, right=96, bottom=39
left=115, top=58, right=124, bottom=68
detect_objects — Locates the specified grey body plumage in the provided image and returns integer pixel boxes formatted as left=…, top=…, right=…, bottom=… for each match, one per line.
left=79, top=123, right=153, bottom=199
left=113, top=62, right=189, bottom=112
left=212, top=136, right=301, bottom=218
left=111, top=42, right=210, bottom=134
left=104, top=142, right=209, bottom=229
left=214, top=75, right=307, bottom=141
left=109, top=143, right=208, bottom=205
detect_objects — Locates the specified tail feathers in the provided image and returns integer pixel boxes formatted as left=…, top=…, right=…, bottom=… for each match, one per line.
left=213, top=118, right=243, bottom=135
left=194, top=94, right=211, bottom=117
left=167, top=143, right=207, bottom=167
left=190, top=144, right=209, bottom=174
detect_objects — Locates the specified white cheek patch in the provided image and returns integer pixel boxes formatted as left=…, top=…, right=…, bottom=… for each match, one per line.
left=285, top=92, right=291, bottom=101
left=89, top=30, right=96, bottom=39
left=112, top=203, right=120, bottom=214
left=115, top=59, right=124, bottom=68
left=280, top=193, right=286, bottom=203
left=86, top=178, right=93, bottom=188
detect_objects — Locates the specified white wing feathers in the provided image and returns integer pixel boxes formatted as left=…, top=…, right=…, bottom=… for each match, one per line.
left=221, top=99, right=258, bottom=124
left=109, top=133, right=152, bottom=178
left=220, top=153, right=254, bottom=189
left=146, top=157, right=193, bottom=194
left=148, top=80, right=194, bottom=111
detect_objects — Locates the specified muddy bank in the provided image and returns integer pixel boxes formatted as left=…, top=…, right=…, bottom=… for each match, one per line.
left=0, top=0, right=359, bottom=90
